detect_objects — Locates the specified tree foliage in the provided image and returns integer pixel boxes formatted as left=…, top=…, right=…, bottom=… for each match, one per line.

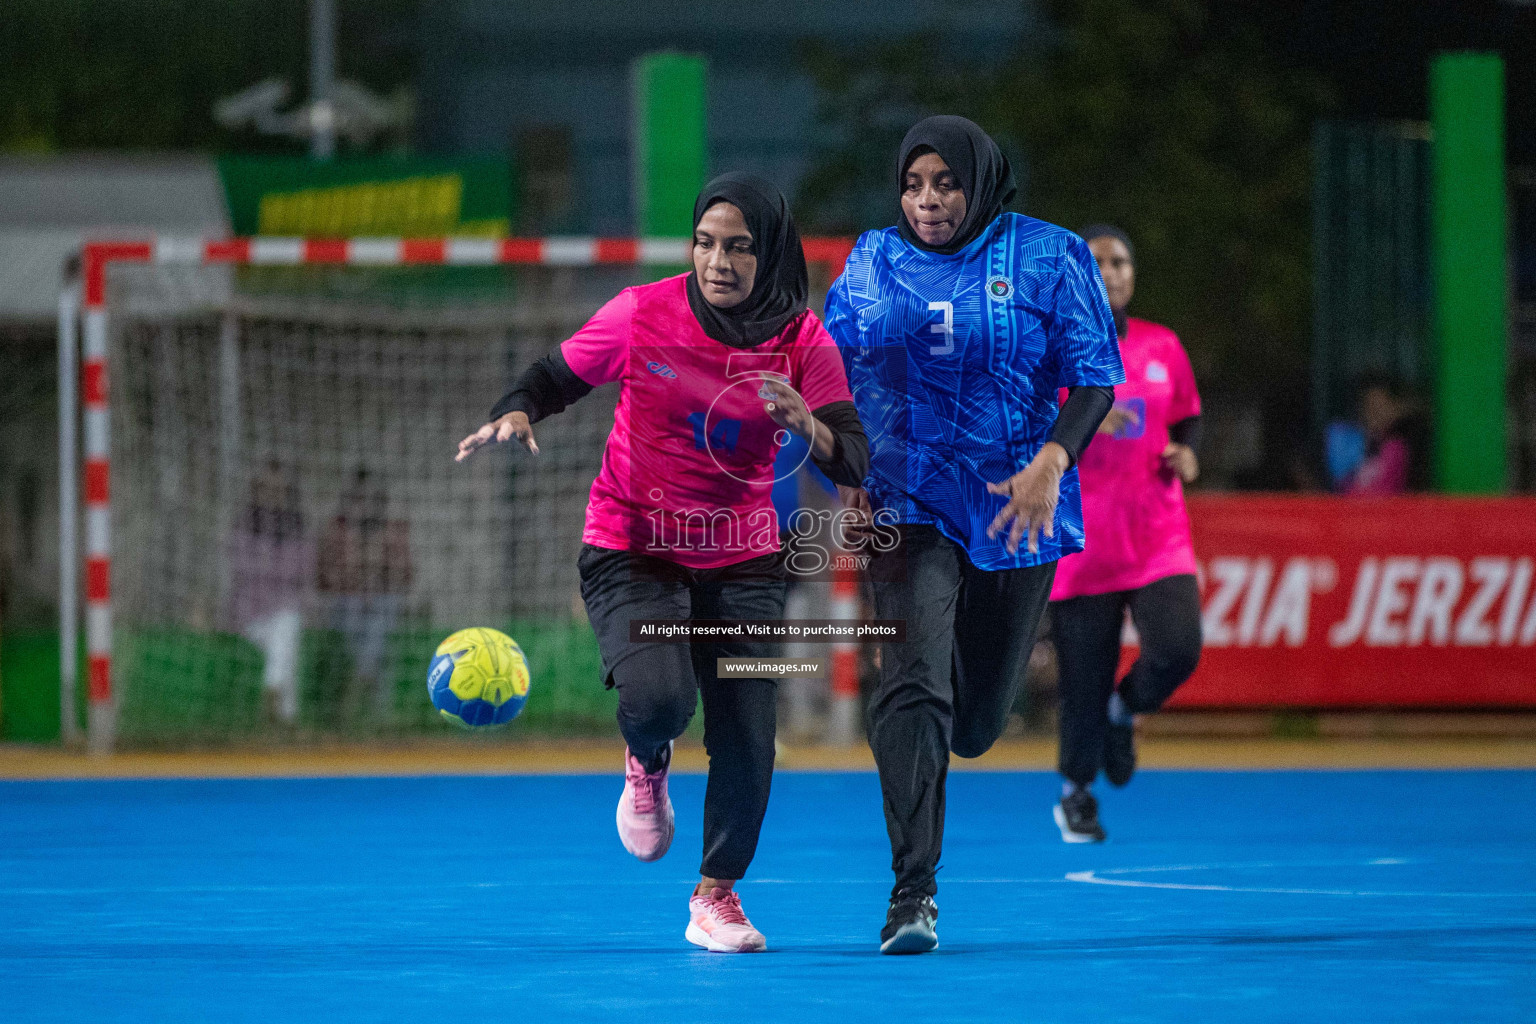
left=0, top=0, right=416, bottom=154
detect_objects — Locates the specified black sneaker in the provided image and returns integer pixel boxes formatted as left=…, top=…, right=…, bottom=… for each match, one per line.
left=1104, top=716, right=1137, bottom=787
left=879, top=891, right=939, bottom=954
left=1054, top=788, right=1106, bottom=843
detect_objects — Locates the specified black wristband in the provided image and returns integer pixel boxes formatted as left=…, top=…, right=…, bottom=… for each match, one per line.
left=1050, top=386, right=1115, bottom=467
left=807, top=401, right=869, bottom=487
left=1169, top=414, right=1202, bottom=451
left=489, top=349, right=594, bottom=424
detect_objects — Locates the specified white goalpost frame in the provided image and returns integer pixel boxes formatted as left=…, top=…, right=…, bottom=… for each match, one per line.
left=61, top=234, right=854, bottom=753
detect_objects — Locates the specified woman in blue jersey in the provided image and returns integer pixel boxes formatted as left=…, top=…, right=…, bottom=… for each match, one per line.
left=825, top=116, right=1123, bottom=954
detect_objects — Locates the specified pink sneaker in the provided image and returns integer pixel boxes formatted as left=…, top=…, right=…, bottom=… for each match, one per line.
left=686, top=887, right=767, bottom=953
left=616, top=743, right=674, bottom=861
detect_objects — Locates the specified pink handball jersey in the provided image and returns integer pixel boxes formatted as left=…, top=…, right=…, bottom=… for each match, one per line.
left=1051, top=317, right=1201, bottom=600
left=562, top=274, right=854, bottom=569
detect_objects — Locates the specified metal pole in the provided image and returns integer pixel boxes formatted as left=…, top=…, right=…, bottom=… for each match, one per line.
left=309, top=0, right=337, bottom=161
left=1310, top=121, right=1333, bottom=438
left=57, top=276, right=81, bottom=746
left=218, top=311, right=241, bottom=609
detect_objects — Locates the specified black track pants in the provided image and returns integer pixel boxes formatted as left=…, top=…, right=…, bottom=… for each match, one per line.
left=578, top=544, right=785, bottom=881
left=1051, top=573, right=1202, bottom=787
left=866, top=525, right=1056, bottom=899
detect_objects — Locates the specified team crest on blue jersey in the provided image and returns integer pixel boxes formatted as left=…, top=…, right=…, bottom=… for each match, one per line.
left=985, top=275, right=1013, bottom=301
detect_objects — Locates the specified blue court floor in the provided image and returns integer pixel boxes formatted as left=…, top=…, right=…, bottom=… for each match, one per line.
left=2, top=769, right=1532, bottom=1023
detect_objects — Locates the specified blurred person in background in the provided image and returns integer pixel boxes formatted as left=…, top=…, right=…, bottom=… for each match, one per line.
left=826, top=116, right=1121, bottom=953
left=457, top=173, right=867, bottom=953
left=1047, top=226, right=1204, bottom=843
left=226, top=460, right=314, bottom=724
left=1328, top=374, right=1429, bottom=495
left=317, top=468, right=414, bottom=721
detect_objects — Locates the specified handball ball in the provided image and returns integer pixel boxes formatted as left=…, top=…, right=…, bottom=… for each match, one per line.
left=427, top=627, right=530, bottom=728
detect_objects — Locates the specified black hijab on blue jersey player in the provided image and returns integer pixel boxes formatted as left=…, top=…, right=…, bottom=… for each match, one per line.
left=489, top=173, right=868, bottom=487
left=892, top=114, right=1112, bottom=467
left=897, top=115, right=1018, bottom=256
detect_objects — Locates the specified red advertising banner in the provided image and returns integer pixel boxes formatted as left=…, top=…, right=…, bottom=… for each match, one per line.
left=1145, top=496, right=1536, bottom=708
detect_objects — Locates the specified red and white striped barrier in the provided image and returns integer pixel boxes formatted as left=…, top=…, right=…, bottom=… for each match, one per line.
left=68, top=236, right=854, bottom=752
left=80, top=235, right=855, bottom=275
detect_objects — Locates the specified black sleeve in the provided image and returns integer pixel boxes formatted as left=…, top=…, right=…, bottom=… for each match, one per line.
left=1169, top=414, right=1203, bottom=450
left=808, top=400, right=869, bottom=488
left=1049, top=385, right=1114, bottom=467
left=488, top=348, right=594, bottom=425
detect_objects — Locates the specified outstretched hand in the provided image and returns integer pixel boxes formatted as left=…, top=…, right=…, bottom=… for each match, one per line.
left=456, top=411, right=539, bottom=462
left=985, top=442, right=1069, bottom=555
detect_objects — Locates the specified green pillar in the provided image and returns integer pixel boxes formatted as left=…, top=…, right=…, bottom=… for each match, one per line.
left=1430, top=53, right=1509, bottom=493
left=632, top=52, right=708, bottom=237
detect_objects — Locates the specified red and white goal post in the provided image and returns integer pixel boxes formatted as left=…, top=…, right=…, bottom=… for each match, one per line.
left=61, top=235, right=856, bottom=753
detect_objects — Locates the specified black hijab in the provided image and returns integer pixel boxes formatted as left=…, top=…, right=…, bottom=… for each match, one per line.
left=896, top=115, right=1017, bottom=255
left=1080, top=223, right=1134, bottom=336
left=685, top=173, right=808, bottom=348
left=1079, top=224, right=1135, bottom=265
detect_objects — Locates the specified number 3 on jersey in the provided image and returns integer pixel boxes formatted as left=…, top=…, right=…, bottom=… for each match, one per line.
left=928, top=300, right=954, bottom=355
left=687, top=412, right=742, bottom=454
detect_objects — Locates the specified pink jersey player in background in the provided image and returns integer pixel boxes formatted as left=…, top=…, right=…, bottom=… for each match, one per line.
left=1047, top=225, right=1204, bottom=844
left=457, top=174, right=868, bottom=952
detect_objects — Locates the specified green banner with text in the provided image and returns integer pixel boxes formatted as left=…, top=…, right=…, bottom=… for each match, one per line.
left=218, top=156, right=514, bottom=237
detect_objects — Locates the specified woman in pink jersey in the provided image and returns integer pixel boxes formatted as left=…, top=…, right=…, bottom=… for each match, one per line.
left=457, top=174, right=867, bottom=952
left=1048, top=225, right=1203, bottom=843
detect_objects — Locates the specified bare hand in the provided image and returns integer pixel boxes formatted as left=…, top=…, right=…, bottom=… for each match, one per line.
left=1161, top=442, right=1198, bottom=483
left=456, top=411, right=539, bottom=462
left=986, top=443, right=1069, bottom=555
left=760, top=378, right=814, bottom=442
left=1098, top=405, right=1141, bottom=437
left=836, top=485, right=875, bottom=543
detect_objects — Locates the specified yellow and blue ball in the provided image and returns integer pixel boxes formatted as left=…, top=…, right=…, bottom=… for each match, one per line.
left=427, top=627, right=530, bottom=728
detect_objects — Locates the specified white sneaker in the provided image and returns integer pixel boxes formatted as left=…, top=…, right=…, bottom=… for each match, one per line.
left=686, top=887, right=767, bottom=953
left=616, top=743, right=674, bottom=861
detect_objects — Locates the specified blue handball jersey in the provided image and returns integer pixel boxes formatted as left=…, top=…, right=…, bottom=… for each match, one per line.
left=824, top=213, right=1125, bottom=570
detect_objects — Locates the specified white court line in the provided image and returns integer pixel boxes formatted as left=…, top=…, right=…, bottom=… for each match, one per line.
left=749, top=884, right=1062, bottom=890
left=0, top=877, right=1065, bottom=897
left=8, top=865, right=1523, bottom=899
left=1088, top=860, right=1389, bottom=877
left=1065, top=861, right=1527, bottom=898
left=1067, top=870, right=1390, bottom=896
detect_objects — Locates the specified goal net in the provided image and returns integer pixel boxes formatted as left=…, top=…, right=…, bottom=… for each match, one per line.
left=73, top=238, right=848, bottom=748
